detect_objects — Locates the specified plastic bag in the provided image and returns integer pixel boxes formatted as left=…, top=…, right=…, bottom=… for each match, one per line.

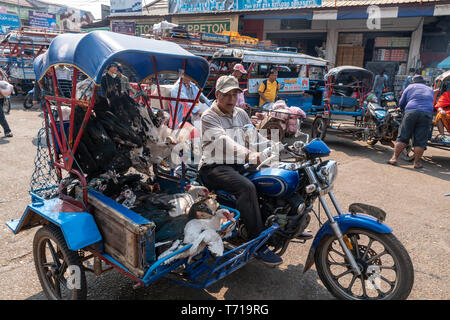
left=0, top=80, right=14, bottom=97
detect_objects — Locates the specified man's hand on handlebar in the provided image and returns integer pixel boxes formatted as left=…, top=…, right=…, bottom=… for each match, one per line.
left=246, top=152, right=267, bottom=167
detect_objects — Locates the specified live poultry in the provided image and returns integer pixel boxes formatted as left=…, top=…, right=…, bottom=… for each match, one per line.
left=158, top=208, right=235, bottom=264
left=141, top=185, right=211, bottom=217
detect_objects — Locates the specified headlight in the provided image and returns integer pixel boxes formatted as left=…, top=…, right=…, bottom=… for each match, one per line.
left=316, top=160, right=338, bottom=188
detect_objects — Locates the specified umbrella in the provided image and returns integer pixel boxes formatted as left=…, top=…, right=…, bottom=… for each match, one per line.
left=437, top=56, right=450, bottom=69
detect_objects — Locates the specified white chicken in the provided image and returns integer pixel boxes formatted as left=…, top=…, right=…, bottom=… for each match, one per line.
left=158, top=208, right=235, bottom=264
left=165, top=185, right=211, bottom=217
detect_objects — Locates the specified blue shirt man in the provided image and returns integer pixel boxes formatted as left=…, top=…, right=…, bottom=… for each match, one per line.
left=398, top=81, right=433, bottom=114
left=389, top=75, right=433, bottom=169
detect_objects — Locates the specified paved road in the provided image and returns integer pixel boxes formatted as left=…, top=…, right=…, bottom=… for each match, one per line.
left=0, top=97, right=449, bottom=300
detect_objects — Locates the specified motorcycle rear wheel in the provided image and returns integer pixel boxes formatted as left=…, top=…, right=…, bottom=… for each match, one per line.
left=311, top=117, right=327, bottom=141
left=23, top=93, right=33, bottom=109
left=315, top=228, right=414, bottom=300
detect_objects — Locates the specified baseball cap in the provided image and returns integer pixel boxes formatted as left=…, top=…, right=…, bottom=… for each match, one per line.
left=216, top=75, right=243, bottom=94
left=233, top=63, right=247, bottom=74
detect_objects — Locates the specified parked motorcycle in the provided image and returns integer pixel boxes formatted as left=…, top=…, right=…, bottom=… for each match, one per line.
left=379, top=91, right=398, bottom=109
left=364, top=98, right=403, bottom=147
left=191, top=132, right=414, bottom=300
left=23, top=88, right=34, bottom=109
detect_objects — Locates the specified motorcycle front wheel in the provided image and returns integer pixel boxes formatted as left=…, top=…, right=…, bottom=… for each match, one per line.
left=315, top=228, right=414, bottom=300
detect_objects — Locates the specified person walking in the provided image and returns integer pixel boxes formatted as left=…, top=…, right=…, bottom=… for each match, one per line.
left=388, top=75, right=434, bottom=169
left=0, top=80, right=13, bottom=137
left=373, top=70, right=387, bottom=102
left=0, top=97, right=12, bottom=137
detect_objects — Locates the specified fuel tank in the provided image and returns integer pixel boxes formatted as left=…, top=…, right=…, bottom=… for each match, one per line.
left=248, top=168, right=300, bottom=198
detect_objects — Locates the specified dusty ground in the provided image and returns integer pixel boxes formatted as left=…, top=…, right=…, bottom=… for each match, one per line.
left=0, top=97, right=449, bottom=300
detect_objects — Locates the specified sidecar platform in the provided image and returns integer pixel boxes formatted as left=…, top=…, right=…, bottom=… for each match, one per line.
left=7, top=189, right=279, bottom=290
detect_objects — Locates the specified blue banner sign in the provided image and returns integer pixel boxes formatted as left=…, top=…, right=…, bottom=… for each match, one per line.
left=29, top=11, right=57, bottom=30
left=0, top=13, right=20, bottom=34
left=200, top=33, right=231, bottom=44
left=248, top=77, right=310, bottom=94
left=238, top=0, right=321, bottom=10
left=169, top=0, right=321, bottom=14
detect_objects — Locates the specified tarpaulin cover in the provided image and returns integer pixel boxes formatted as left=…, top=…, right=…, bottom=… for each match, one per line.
left=438, top=56, right=450, bottom=70
left=33, top=31, right=210, bottom=87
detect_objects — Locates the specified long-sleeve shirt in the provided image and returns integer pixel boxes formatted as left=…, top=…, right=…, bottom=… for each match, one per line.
left=372, top=75, right=386, bottom=92
left=398, top=83, right=434, bottom=114
left=170, top=80, right=211, bottom=125
left=199, top=101, right=269, bottom=168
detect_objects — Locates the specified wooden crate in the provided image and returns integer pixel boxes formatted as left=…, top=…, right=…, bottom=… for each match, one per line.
left=80, top=189, right=156, bottom=277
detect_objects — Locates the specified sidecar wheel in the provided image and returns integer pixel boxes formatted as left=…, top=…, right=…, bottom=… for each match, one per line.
left=33, top=225, right=87, bottom=300
left=315, top=228, right=414, bottom=300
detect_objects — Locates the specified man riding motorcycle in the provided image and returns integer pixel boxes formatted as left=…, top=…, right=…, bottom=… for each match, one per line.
left=198, top=75, right=309, bottom=266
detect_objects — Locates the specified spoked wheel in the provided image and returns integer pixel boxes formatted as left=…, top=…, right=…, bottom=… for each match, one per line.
left=33, top=225, right=87, bottom=300
left=311, top=117, right=327, bottom=141
left=315, top=228, right=414, bottom=300
left=3, top=97, right=11, bottom=114
left=401, top=139, right=415, bottom=162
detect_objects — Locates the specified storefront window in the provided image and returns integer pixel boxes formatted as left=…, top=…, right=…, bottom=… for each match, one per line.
left=280, top=19, right=311, bottom=30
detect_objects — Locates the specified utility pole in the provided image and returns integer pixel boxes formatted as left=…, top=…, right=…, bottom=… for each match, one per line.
left=17, top=0, right=22, bottom=29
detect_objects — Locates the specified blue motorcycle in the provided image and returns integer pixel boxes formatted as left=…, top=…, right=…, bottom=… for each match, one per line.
left=193, top=135, right=414, bottom=300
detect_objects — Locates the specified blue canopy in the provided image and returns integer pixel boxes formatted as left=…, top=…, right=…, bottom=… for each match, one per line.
left=438, top=56, right=450, bottom=69
left=33, top=31, right=210, bottom=87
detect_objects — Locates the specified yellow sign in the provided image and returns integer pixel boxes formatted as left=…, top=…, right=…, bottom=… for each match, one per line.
left=179, top=21, right=230, bottom=33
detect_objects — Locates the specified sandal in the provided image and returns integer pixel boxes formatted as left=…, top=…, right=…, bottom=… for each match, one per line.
left=431, top=134, right=445, bottom=142
left=387, top=159, right=398, bottom=166
left=414, top=163, right=423, bottom=169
